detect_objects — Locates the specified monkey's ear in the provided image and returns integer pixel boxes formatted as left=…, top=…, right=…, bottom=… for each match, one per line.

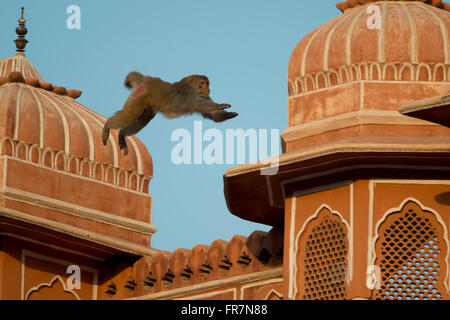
left=132, top=86, right=148, bottom=99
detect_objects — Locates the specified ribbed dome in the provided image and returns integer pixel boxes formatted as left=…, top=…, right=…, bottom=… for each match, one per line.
left=0, top=54, right=153, bottom=193
left=0, top=53, right=44, bottom=81
left=288, top=0, right=450, bottom=95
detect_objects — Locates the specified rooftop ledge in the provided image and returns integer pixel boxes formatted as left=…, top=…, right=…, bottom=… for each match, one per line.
left=223, top=137, right=450, bottom=226
left=400, top=95, right=450, bottom=128
left=224, top=137, right=450, bottom=178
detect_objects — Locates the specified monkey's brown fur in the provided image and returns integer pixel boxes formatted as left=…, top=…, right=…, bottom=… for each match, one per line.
left=102, top=72, right=237, bottom=155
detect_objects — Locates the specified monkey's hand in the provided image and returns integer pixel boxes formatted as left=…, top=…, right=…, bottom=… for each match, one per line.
left=218, top=103, right=231, bottom=110
left=202, top=110, right=238, bottom=122
left=102, top=127, right=110, bottom=146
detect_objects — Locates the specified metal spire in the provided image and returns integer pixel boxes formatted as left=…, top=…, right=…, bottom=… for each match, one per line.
left=14, top=7, right=28, bottom=53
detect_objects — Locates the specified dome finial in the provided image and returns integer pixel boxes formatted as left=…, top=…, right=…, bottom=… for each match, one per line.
left=14, top=7, right=28, bottom=53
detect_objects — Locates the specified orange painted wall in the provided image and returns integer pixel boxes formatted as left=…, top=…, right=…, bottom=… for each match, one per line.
left=0, top=235, right=101, bottom=300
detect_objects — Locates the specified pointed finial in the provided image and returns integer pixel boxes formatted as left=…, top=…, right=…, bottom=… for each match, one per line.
left=20, top=7, right=25, bottom=21
left=14, top=7, right=28, bottom=53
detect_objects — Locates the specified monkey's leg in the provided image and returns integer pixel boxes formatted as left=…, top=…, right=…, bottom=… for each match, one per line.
left=118, top=134, right=128, bottom=155
left=102, top=106, right=145, bottom=145
left=118, top=107, right=156, bottom=155
left=102, top=110, right=130, bottom=146
left=102, top=126, right=111, bottom=146
left=202, top=110, right=238, bottom=123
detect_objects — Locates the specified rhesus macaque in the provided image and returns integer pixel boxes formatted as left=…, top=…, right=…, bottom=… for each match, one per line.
left=102, top=72, right=238, bottom=155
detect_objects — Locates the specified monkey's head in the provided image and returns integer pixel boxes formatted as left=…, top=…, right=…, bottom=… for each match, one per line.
left=187, top=75, right=210, bottom=97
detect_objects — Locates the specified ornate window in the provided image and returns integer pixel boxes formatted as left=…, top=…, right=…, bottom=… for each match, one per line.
left=373, top=200, right=448, bottom=300
left=296, top=207, right=349, bottom=300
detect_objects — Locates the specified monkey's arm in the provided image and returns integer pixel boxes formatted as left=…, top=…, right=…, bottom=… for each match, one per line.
left=168, top=82, right=231, bottom=114
left=118, top=107, right=156, bottom=155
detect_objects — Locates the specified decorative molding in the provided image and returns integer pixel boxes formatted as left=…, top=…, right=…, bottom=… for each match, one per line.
left=25, top=276, right=80, bottom=300
left=263, top=289, right=283, bottom=300
left=289, top=62, right=450, bottom=96
left=57, top=94, right=120, bottom=169
left=21, top=250, right=98, bottom=300
left=176, top=288, right=237, bottom=300
left=0, top=81, right=151, bottom=177
left=0, top=186, right=156, bottom=235
left=288, top=197, right=296, bottom=300
left=125, top=231, right=282, bottom=298
left=345, top=6, right=367, bottom=67
left=295, top=1, right=450, bottom=93
left=282, top=110, right=436, bottom=144
left=240, top=278, right=284, bottom=300
left=130, top=269, right=283, bottom=300
left=0, top=138, right=151, bottom=194
left=13, top=86, right=23, bottom=141
left=0, top=207, right=158, bottom=258
left=0, top=228, right=106, bottom=261
left=225, top=142, right=450, bottom=179
left=40, top=92, right=71, bottom=154
left=401, top=3, right=418, bottom=65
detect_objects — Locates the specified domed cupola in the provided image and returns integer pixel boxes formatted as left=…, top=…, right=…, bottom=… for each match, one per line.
left=225, top=0, right=450, bottom=228
left=0, top=9, right=156, bottom=257
left=284, top=0, right=450, bottom=151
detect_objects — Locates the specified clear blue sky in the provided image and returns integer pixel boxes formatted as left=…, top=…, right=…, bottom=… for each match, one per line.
left=1, top=0, right=341, bottom=251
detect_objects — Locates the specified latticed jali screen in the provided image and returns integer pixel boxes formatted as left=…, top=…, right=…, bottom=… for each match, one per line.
left=298, top=209, right=349, bottom=300
left=373, top=201, right=448, bottom=300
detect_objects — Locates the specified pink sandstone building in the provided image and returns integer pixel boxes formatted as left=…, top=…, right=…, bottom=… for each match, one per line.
left=0, top=0, right=449, bottom=300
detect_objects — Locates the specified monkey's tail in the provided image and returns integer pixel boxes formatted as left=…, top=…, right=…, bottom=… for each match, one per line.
left=124, top=71, right=144, bottom=89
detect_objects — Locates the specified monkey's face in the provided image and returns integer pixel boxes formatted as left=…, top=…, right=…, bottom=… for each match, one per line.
left=188, top=75, right=211, bottom=97
left=198, top=79, right=210, bottom=97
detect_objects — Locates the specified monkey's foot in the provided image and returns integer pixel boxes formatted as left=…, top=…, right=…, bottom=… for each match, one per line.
left=119, top=143, right=129, bottom=156
left=118, top=135, right=129, bottom=156
left=102, top=127, right=110, bottom=145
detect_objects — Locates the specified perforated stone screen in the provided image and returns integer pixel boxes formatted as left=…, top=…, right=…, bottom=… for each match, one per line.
left=297, top=209, right=349, bottom=300
left=373, top=201, right=448, bottom=300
